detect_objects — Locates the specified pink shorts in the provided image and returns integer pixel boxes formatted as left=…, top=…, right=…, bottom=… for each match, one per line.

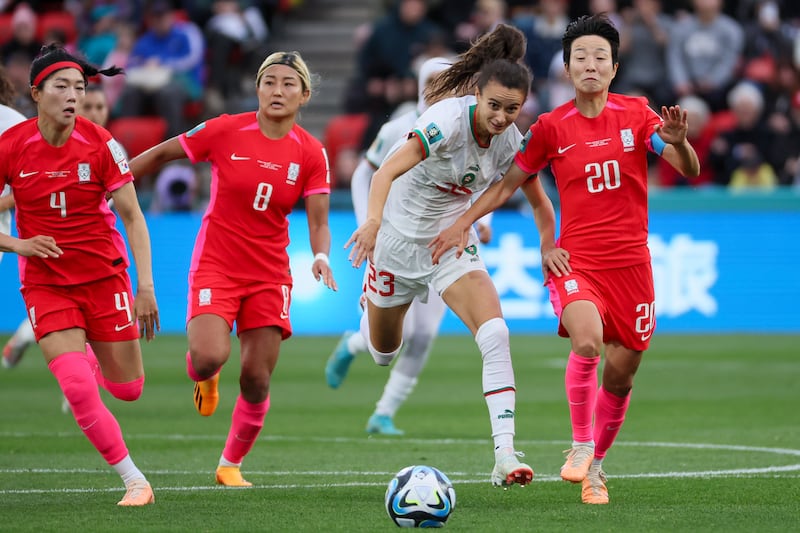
left=187, top=270, right=293, bottom=339
left=546, top=262, right=656, bottom=351
left=21, top=270, right=140, bottom=342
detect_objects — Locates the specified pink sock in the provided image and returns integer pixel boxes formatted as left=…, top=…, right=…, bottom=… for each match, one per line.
left=49, top=352, right=129, bottom=465
left=565, top=352, right=600, bottom=443
left=222, top=395, right=270, bottom=464
left=84, top=343, right=107, bottom=390
left=593, top=386, right=631, bottom=459
left=85, top=343, right=144, bottom=401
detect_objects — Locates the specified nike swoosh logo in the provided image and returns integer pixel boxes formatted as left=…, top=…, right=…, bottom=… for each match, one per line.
left=557, top=144, right=576, bottom=154
left=19, top=170, right=38, bottom=178
left=230, top=153, right=250, bottom=161
left=114, top=322, right=133, bottom=331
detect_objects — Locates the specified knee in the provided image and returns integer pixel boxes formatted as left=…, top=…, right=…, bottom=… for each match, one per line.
left=239, top=371, right=270, bottom=402
left=188, top=345, right=227, bottom=377
left=571, top=337, right=603, bottom=357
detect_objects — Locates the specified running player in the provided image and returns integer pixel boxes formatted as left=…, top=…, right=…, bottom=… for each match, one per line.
left=346, top=24, right=557, bottom=488
left=0, top=44, right=160, bottom=506
left=129, top=50, right=337, bottom=487
left=325, top=56, right=493, bottom=436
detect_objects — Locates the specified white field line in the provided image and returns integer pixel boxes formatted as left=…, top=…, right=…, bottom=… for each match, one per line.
left=1, top=433, right=798, bottom=496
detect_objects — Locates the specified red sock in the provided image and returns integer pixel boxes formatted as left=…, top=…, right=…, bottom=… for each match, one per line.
left=222, top=395, right=270, bottom=464
left=565, top=351, right=600, bottom=443
left=49, top=352, right=128, bottom=465
left=593, top=386, right=631, bottom=459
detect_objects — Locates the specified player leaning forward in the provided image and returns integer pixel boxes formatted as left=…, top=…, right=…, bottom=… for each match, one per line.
left=0, top=44, right=160, bottom=506
left=345, top=24, right=558, bottom=488
left=430, top=15, right=700, bottom=503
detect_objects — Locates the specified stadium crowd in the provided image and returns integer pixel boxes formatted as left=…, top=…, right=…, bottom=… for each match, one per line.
left=2, top=0, right=799, bottom=209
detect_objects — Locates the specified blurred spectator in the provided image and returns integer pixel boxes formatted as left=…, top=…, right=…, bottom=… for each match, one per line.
left=512, top=0, right=569, bottom=101
left=766, top=90, right=800, bottom=185
left=589, top=0, right=624, bottom=31
left=740, top=0, right=794, bottom=86
left=150, top=162, right=198, bottom=213
left=667, top=0, right=744, bottom=111
left=204, top=0, right=270, bottom=111
left=352, top=0, right=442, bottom=153
left=452, top=0, right=508, bottom=51
left=615, top=0, right=674, bottom=108
left=101, top=21, right=136, bottom=114
left=709, top=81, right=775, bottom=186
left=116, top=0, right=205, bottom=138
left=657, top=95, right=716, bottom=187
left=77, top=4, right=119, bottom=65
left=1, top=3, right=41, bottom=65
left=3, top=51, right=35, bottom=117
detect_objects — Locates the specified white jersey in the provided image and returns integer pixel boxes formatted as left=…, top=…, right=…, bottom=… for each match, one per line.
left=0, top=105, right=26, bottom=242
left=382, top=95, right=521, bottom=242
left=365, top=110, right=417, bottom=170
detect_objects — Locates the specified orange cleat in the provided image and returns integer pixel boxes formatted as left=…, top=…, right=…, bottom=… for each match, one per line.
left=581, top=464, right=609, bottom=504
left=215, top=466, right=253, bottom=487
left=561, top=444, right=594, bottom=483
left=117, top=479, right=155, bottom=506
left=193, top=373, right=220, bottom=416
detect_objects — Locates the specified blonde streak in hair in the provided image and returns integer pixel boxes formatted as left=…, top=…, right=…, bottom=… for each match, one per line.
left=255, top=51, right=312, bottom=97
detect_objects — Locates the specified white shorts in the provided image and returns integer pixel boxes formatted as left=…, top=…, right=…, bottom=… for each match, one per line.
left=365, top=227, right=487, bottom=308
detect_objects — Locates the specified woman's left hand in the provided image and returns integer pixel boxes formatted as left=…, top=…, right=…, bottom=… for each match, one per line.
left=312, top=256, right=338, bottom=291
left=656, top=105, right=689, bottom=145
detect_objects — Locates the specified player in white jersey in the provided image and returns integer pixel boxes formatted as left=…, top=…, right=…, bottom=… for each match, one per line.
left=326, top=56, right=494, bottom=436
left=346, top=24, right=557, bottom=488
left=0, top=67, right=34, bottom=370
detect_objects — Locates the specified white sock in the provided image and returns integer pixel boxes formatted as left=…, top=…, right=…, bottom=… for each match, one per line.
left=375, top=371, right=417, bottom=417
left=14, top=318, right=35, bottom=345
left=346, top=331, right=368, bottom=355
left=112, top=455, right=146, bottom=486
left=219, top=455, right=241, bottom=468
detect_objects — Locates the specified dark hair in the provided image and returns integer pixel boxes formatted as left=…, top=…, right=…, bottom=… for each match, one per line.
left=0, top=65, right=16, bottom=107
left=29, top=43, right=124, bottom=88
left=562, top=14, right=620, bottom=66
left=426, top=23, right=527, bottom=103
left=474, top=59, right=532, bottom=96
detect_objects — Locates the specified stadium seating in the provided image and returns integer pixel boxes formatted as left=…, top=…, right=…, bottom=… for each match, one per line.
left=107, top=116, right=168, bottom=159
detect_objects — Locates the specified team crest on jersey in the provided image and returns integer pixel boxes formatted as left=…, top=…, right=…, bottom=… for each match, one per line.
left=461, top=165, right=478, bottom=186
left=199, top=288, right=212, bottom=306
left=424, top=122, right=443, bottom=144
left=620, top=128, right=635, bottom=152
left=464, top=244, right=478, bottom=256
left=77, top=163, right=91, bottom=182
left=287, top=162, right=300, bottom=185
left=520, top=130, right=532, bottom=153
left=186, top=122, right=207, bottom=137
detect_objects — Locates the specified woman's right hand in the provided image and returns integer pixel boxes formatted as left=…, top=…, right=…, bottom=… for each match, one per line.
left=345, top=219, right=380, bottom=269
left=542, top=246, right=571, bottom=279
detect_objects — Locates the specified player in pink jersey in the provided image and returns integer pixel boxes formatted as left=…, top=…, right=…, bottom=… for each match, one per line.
left=0, top=44, right=160, bottom=506
left=430, top=14, right=700, bottom=504
left=129, top=50, right=337, bottom=488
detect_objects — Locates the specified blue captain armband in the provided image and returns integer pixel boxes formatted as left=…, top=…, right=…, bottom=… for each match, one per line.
left=650, top=131, right=666, bottom=156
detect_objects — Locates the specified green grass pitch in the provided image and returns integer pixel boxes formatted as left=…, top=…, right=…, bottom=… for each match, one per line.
left=0, top=333, right=798, bottom=532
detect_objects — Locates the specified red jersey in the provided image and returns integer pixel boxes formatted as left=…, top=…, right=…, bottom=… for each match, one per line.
left=0, top=116, right=133, bottom=286
left=515, top=94, right=662, bottom=269
left=179, top=113, right=330, bottom=283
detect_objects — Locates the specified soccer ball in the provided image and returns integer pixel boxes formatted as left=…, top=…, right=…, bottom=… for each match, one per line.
left=385, top=465, right=456, bottom=528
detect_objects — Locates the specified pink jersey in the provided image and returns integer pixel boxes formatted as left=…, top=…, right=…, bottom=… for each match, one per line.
left=515, top=93, right=662, bottom=269
left=0, top=116, right=133, bottom=286
left=179, top=113, right=330, bottom=283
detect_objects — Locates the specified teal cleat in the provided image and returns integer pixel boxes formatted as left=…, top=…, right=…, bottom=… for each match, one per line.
left=325, top=331, right=356, bottom=389
left=366, top=413, right=404, bottom=436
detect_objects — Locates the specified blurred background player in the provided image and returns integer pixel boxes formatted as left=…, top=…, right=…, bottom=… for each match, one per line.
left=0, top=65, right=30, bottom=369
left=325, top=56, right=494, bottom=436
